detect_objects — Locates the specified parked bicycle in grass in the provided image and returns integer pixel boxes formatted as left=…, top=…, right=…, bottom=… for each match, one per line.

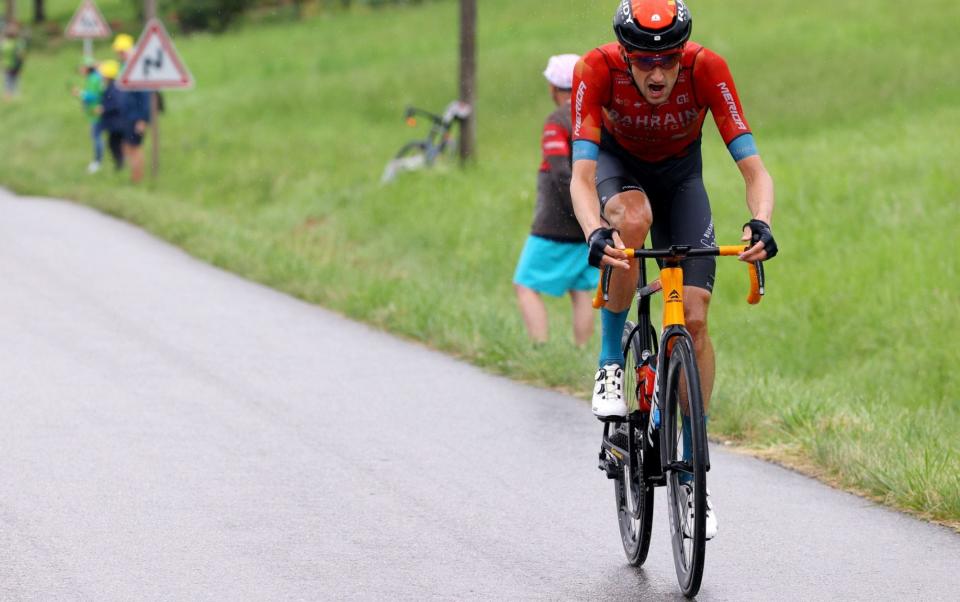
left=381, top=100, right=471, bottom=183
left=596, top=243, right=764, bottom=597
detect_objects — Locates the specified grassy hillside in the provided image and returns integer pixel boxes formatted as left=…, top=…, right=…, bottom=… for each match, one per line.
left=1, top=0, right=958, bottom=524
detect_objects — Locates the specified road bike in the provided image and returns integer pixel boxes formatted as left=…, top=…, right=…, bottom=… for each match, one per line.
left=594, top=244, right=764, bottom=598
left=381, top=100, right=472, bottom=183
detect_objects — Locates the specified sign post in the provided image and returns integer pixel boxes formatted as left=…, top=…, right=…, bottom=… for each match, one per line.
left=64, top=0, right=111, bottom=59
left=117, top=17, right=194, bottom=179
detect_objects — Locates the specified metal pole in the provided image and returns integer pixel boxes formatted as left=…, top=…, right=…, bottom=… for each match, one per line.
left=83, top=37, right=92, bottom=60
left=458, top=0, right=476, bottom=164
left=145, top=0, right=159, bottom=178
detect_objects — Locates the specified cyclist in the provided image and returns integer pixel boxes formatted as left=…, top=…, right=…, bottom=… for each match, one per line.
left=571, top=0, right=778, bottom=538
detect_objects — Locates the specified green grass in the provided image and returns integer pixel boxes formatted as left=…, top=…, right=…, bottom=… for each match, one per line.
left=2, top=0, right=958, bottom=524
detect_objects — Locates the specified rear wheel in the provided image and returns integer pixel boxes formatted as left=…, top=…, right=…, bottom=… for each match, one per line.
left=661, top=335, right=708, bottom=598
left=612, top=322, right=654, bottom=566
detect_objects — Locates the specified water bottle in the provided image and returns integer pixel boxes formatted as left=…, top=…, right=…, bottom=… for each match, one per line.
left=641, top=351, right=660, bottom=432
left=638, top=351, right=656, bottom=413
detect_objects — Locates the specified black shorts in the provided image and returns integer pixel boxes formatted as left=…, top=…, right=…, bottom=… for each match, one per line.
left=124, top=125, right=145, bottom=147
left=595, top=131, right=716, bottom=292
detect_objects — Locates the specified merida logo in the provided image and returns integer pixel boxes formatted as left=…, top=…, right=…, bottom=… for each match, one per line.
left=667, top=290, right=681, bottom=302
left=716, top=81, right=747, bottom=131
left=575, top=81, right=587, bottom=134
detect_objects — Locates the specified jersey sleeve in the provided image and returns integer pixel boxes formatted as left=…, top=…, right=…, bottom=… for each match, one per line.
left=694, top=49, right=752, bottom=146
left=571, top=50, right=611, bottom=146
left=541, top=118, right=571, bottom=159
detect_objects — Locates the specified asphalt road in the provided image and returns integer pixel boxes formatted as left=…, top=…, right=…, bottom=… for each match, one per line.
left=2, top=190, right=959, bottom=601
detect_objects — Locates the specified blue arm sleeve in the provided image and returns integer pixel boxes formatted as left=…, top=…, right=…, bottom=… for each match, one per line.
left=572, top=140, right=599, bottom=162
left=727, top=133, right=758, bottom=162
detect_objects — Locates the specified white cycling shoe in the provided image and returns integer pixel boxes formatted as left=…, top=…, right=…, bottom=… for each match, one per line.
left=592, top=363, right=627, bottom=419
left=680, top=483, right=718, bottom=540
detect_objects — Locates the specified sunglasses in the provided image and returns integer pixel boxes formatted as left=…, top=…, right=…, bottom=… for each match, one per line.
left=625, top=51, right=683, bottom=72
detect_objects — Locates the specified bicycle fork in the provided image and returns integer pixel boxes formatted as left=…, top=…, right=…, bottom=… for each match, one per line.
left=649, top=335, right=713, bottom=479
left=650, top=266, right=712, bottom=478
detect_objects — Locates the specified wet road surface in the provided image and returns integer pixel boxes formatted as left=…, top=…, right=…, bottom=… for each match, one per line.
left=2, top=191, right=959, bottom=600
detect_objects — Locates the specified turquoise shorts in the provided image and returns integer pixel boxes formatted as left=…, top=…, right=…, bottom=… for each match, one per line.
left=513, top=235, right=599, bottom=297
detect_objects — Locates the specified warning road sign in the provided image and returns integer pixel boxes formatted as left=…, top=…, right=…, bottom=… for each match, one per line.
left=65, top=0, right=112, bottom=39
left=118, top=19, right=194, bottom=91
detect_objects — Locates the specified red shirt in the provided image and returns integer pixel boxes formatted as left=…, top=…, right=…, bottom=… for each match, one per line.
left=531, top=102, right=581, bottom=241
left=572, top=42, right=751, bottom=163
left=540, top=110, right=571, bottom=173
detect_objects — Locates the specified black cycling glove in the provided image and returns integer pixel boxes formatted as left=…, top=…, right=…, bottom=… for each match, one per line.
left=743, top=219, right=778, bottom=259
left=587, top=227, right=619, bottom=268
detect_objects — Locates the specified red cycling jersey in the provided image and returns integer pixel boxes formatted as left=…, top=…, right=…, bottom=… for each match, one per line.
left=572, top=42, right=751, bottom=163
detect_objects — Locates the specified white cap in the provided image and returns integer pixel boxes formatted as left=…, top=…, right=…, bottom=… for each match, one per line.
left=543, top=54, right=580, bottom=90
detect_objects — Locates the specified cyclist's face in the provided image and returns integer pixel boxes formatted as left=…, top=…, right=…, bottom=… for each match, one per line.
left=623, top=49, right=682, bottom=106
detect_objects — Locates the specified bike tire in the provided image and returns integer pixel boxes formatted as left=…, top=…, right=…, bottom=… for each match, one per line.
left=660, top=335, right=708, bottom=598
left=381, top=142, right=429, bottom=183
left=612, top=321, right=655, bottom=566
left=394, top=141, right=428, bottom=161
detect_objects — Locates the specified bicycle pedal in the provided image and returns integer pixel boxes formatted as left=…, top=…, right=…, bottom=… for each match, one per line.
left=598, top=459, right=621, bottom=480
left=597, top=415, right=626, bottom=424
left=598, top=452, right=622, bottom=480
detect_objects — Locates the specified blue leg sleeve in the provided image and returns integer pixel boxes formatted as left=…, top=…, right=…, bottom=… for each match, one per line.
left=598, top=308, right=628, bottom=367
left=679, top=414, right=708, bottom=485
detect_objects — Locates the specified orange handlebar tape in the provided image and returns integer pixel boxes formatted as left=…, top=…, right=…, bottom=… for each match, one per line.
left=592, top=278, right=606, bottom=309
left=718, top=245, right=745, bottom=256
left=747, top=262, right=762, bottom=305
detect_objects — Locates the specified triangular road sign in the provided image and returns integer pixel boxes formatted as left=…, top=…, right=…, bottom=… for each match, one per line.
left=118, top=19, right=194, bottom=91
left=65, top=0, right=112, bottom=39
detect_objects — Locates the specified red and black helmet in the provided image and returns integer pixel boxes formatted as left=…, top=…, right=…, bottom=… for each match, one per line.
left=613, top=0, right=693, bottom=53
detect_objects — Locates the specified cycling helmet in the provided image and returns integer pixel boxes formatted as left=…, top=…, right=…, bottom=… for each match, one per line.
left=613, top=0, right=692, bottom=53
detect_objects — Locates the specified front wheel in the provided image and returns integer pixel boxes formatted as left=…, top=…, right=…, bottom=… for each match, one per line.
left=660, top=335, right=708, bottom=598
left=612, top=322, right=654, bottom=566
left=381, top=142, right=428, bottom=183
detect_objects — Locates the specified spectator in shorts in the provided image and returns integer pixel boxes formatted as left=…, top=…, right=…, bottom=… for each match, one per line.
left=113, top=33, right=151, bottom=183
left=513, top=54, right=598, bottom=347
